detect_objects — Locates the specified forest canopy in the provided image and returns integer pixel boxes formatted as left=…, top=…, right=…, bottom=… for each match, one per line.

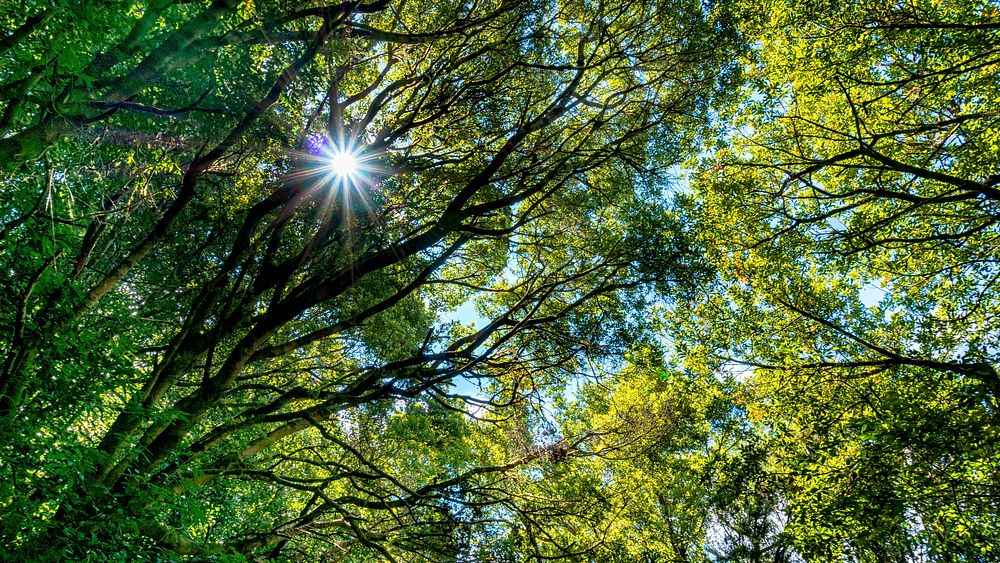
left=0, top=0, right=997, bottom=560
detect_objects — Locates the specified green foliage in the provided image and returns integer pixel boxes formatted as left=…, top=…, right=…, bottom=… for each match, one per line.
left=0, top=0, right=737, bottom=559
left=680, top=0, right=1000, bottom=559
left=2, top=0, right=998, bottom=560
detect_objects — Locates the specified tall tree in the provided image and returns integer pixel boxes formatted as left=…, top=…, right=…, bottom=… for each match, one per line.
left=0, top=0, right=733, bottom=559
left=685, top=0, right=1000, bottom=558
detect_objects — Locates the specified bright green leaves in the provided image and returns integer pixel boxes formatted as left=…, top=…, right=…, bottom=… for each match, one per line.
left=1, top=0, right=741, bottom=558
left=681, top=0, right=1000, bottom=558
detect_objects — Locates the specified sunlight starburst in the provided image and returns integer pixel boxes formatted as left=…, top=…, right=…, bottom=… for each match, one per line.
left=296, top=135, right=380, bottom=193
left=286, top=134, right=387, bottom=224
left=323, top=146, right=362, bottom=182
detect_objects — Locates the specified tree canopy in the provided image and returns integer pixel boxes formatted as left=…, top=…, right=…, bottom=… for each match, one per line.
left=0, top=0, right=997, bottom=560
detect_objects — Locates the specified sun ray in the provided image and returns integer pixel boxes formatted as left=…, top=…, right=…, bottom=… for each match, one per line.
left=325, top=147, right=359, bottom=180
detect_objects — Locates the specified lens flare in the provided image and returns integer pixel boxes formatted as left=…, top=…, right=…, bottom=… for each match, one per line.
left=325, top=147, right=360, bottom=180
left=289, top=135, right=385, bottom=221
left=292, top=134, right=387, bottom=208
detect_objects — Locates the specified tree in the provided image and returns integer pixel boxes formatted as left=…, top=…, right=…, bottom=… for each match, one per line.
left=0, top=0, right=734, bottom=559
left=684, top=0, right=1000, bottom=558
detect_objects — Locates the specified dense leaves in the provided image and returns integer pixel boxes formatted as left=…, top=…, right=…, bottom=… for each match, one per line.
left=683, top=0, right=1000, bottom=559
left=0, top=0, right=733, bottom=559
left=1, top=0, right=998, bottom=560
